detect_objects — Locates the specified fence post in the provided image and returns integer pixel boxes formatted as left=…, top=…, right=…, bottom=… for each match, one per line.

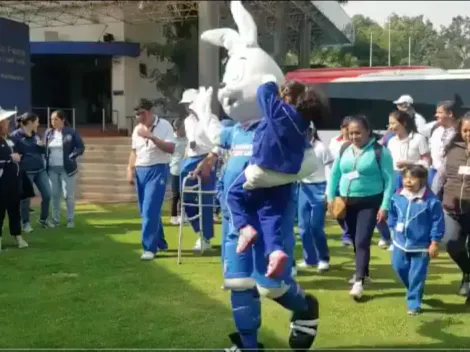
left=72, top=108, right=76, bottom=129
left=102, top=108, right=106, bottom=132
left=47, top=107, right=51, bottom=128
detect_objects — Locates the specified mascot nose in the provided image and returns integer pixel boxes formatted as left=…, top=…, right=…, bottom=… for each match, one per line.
left=220, top=82, right=227, bottom=89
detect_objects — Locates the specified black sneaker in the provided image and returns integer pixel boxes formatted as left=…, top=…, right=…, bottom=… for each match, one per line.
left=223, top=332, right=264, bottom=352
left=288, top=294, right=319, bottom=352
left=458, top=274, right=470, bottom=296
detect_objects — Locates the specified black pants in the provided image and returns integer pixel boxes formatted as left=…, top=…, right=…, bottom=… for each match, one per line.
left=344, top=195, right=382, bottom=281
left=446, top=213, right=470, bottom=275
left=171, top=174, right=180, bottom=217
left=0, top=188, right=21, bottom=238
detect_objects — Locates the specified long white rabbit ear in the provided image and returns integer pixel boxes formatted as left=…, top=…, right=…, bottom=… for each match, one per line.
left=201, top=28, right=242, bottom=54
left=230, top=0, right=258, bottom=48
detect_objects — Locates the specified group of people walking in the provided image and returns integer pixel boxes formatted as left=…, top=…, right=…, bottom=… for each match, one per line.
left=0, top=108, right=84, bottom=251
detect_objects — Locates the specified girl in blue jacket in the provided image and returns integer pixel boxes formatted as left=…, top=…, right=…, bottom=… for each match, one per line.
left=388, top=164, right=444, bottom=315
left=226, top=80, right=328, bottom=278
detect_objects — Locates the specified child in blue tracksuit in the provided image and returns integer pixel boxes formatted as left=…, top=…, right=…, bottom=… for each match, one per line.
left=388, top=165, right=444, bottom=315
left=226, top=79, right=327, bottom=278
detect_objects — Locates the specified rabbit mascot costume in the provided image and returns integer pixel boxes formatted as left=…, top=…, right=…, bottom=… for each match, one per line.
left=190, top=1, right=320, bottom=351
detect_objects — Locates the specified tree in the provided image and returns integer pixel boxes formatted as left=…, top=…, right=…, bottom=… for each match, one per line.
left=309, top=15, right=388, bottom=67
left=143, top=4, right=198, bottom=115
left=380, top=14, right=442, bottom=67
left=440, top=16, right=470, bottom=68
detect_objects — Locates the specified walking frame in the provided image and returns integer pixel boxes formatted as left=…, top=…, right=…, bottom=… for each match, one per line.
left=177, top=174, right=217, bottom=264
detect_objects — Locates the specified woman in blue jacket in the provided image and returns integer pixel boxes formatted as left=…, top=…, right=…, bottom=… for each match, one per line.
left=388, top=165, right=444, bottom=315
left=11, top=112, right=52, bottom=232
left=327, top=115, right=395, bottom=300
left=45, top=110, right=85, bottom=228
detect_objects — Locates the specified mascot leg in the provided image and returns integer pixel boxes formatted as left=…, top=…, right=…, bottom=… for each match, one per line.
left=253, top=186, right=319, bottom=352
left=223, top=231, right=264, bottom=351
left=180, top=155, right=215, bottom=250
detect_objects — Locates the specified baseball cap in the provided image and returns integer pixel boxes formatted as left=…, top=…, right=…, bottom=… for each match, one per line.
left=0, top=107, right=16, bottom=122
left=134, top=98, right=154, bottom=115
left=179, top=89, right=198, bottom=104
left=393, top=95, right=414, bottom=105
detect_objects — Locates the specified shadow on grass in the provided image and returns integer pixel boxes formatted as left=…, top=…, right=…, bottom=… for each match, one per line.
left=0, top=202, right=288, bottom=349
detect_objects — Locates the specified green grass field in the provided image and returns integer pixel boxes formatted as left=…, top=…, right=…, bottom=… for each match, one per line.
left=0, top=202, right=469, bottom=349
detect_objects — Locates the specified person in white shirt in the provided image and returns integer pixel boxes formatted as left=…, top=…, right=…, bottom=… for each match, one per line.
left=169, top=118, right=187, bottom=225
left=387, top=110, right=431, bottom=188
left=393, top=95, right=432, bottom=136
left=179, top=89, right=219, bottom=252
left=428, top=100, right=460, bottom=187
left=328, top=116, right=353, bottom=247
left=127, top=99, right=175, bottom=261
left=297, top=127, right=332, bottom=272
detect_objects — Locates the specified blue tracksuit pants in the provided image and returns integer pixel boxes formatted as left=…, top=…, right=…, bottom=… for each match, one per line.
left=135, top=164, right=168, bottom=253
left=226, top=172, right=293, bottom=256
left=297, top=182, right=330, bottom=265
left=391, top=247, right=430, bottom=311
left=180, top=155, right=216, bottom=241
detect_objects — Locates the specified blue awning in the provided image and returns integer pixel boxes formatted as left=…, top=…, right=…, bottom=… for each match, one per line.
left=30, top=41, right=141, bottom=57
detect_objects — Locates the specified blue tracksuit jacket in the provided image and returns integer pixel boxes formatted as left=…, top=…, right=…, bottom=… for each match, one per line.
left=221, top=122, right=292, bottom=256
left=388, top=187, right=445, bottom=252
left=251, top=82, right=310, bottom=174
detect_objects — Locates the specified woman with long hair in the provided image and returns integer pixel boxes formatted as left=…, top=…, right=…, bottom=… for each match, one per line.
left=377, top=110, right=431, bottom=250
left=45, top=110, right=85, bottom=228
left=432, top=112, right=470, bottom=304
left=11, top=112, right=52, bottom=232
left=0, top=109, right=29, bottom=250
left=327, top=115, right=394, bottom=300
left=428, top=100, right=461, bottom=186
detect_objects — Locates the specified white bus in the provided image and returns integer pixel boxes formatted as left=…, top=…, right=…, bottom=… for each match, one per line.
left=285, top=65, right=470, bottom=142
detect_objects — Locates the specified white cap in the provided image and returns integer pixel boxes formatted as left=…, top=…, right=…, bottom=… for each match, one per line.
left=393, top=95, right=413, bottom=105
left=0, top=107, right=16, bottom=122
left=179, top=89, right=198, bottom=104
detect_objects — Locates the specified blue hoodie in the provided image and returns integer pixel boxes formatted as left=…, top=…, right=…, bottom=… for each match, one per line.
left=251, top=82, right=310, bottom=174
left=388, top=187, right=445, bottom=252
left=10, top=128, right=46, bottom=173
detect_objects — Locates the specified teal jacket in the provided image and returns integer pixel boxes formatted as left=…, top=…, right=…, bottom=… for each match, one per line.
left=327, top=138, right=394, bottom=210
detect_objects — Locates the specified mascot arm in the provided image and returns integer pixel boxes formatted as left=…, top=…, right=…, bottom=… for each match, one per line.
left=243, top=148, right=320, bottom=190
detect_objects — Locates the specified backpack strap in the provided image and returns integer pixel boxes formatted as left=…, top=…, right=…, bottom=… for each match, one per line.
left=430, top=123, right=439, bottom=137
left=338, top=141, right=352, bottom=159
left=372, top=141, right=384, bottom=187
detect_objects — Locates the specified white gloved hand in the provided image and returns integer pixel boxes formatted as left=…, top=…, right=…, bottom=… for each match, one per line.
left=189, top=86, right=214, bottom=125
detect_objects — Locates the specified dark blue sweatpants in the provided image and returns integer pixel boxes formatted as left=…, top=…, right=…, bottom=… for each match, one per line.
left=226, top=172, right=292, bottom=256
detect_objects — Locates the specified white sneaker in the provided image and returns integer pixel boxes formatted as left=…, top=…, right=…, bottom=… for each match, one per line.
left=388, top=244, right=394, bottom=251
left=318, top=261, right=330, bottom=272
left=177, top=215, right=182, bottom=224
left=23, top=223, right=33, bottom=233
left=140, top=251, right=155, bottom=261
left=378, top=239, right=390, bottom=249
left=66, top=222, right=75, bottom=229
left=170, top=217, right=179, bottom=225
left=349, top=281, right=364, bottom=300
left=296, top=260, right=313, bottom=269
left=192, top=237, right=212, bottom=252
left=16, top=236, right=28, bottom=249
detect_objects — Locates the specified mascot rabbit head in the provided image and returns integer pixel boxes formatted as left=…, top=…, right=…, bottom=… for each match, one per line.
left=200, top=0, right=285, bottom=122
